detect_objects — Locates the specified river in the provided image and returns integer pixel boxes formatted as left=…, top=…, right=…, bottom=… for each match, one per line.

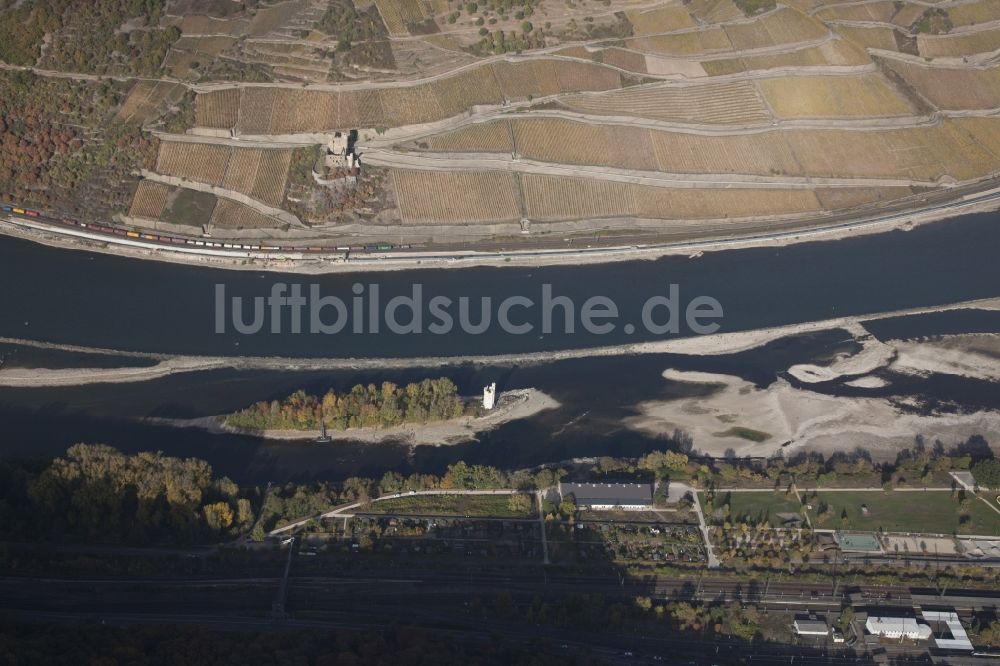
left=2, top=212, right=1000, bottom=357
left=1, top=212, right=999, bottom=482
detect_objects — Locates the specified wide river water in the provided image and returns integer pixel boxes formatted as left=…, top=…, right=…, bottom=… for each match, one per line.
left=2, top=212, right=999, bottom=482
left=2, top=212, right=1000, bottom=357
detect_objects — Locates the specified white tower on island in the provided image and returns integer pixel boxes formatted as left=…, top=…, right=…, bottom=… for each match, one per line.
left=483, top=383, right=496, bottom=410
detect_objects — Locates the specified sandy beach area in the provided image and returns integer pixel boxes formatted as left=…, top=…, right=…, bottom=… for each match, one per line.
left=145, top=388, right=558, bottom=446
left=0, top=356, right=232, bottom=387
left=891, top=334, right=1000, bottom=383
left=624, top=329, right=1000, bottom=461
left=786, top=323, right=895, bottom=383
left=627, top=368, right=1000, bottom=461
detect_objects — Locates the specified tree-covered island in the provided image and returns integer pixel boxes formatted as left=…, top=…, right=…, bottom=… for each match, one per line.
left=225, top=377, right=482, bottom=431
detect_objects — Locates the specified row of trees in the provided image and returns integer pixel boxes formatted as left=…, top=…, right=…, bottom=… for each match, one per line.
left=0, top=444, right=253, bottom=544
left=0, top=441, right=568, bottom=542
left=225, top=378, right=471, bottom=431
left=637, top=438, right=984, bottom=491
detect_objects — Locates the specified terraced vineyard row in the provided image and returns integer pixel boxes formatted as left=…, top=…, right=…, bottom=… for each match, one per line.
left=373, top=0, right=426, bottom=36
left=627, top=26, right=733, bottom=57
left=703, top=39, right=871, bottom=76
left=649, top=130, right=801, bottom=176
left=194, top=59, right=623, bottom=133
left=422, top=121, right=514, bottom=153
left=128, top=181, right=172, bottom=220
left=626, top=6, right=829, bottom=57
left=521, top=174, right=825, bottom=221
left=512, top=119, right=660, bottom=171
left=757, top=73, right=917, bottom=119
left=415, top=116, right=1000, bottom=182
left=391, top=170, right=521, bottom=224
left=832, top=25, right=898, bottom=52
left=948, top=0, right=1000, bottom=26
left=815, top=1, right=924, bottom=27
left=156, top=142, right=232, bottom=184
left=626, top=5, right=696, bottom=35
left=143, top=0, right=1000, bottom=240
left=154, top=142, right=292, bottom=206
left=883, top=59, right=1000, bottom=110
left=917, top=27, right=1000, bottom=58
left=723, top=7, right=829, bottom=52
left=220, top=148, right=294, bottom=206
left=560, top=80, right=772, bottom=125
left=210, top=197, right=283, bottom=229
left=194, top=87, right=240, bottom=129
left=686, top=0, right=742, bottom=24
left=597, top=47, right=648, bottom=74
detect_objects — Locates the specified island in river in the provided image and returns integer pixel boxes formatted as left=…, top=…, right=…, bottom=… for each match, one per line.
left=150, top=380, right=558, bottom=447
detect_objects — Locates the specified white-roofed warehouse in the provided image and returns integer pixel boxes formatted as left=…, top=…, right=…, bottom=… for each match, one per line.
left=865, top=616, right=932, bottom=641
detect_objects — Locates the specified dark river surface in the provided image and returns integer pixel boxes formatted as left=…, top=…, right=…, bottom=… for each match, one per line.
left=2, top=212, right=1000, bottom=483
left=2, top=211, right=1000, bottom=357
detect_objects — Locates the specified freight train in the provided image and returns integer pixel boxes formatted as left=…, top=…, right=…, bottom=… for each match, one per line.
left=1, top=203, right=410, bottom=254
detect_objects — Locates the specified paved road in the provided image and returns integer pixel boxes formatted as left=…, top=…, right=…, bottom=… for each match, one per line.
left=676, top=483, right=721, bottom=568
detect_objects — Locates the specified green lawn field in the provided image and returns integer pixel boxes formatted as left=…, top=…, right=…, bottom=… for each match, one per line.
left=723, top=491, right=804, bottom=525
left=806, top=490, right=1000, bottom=535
